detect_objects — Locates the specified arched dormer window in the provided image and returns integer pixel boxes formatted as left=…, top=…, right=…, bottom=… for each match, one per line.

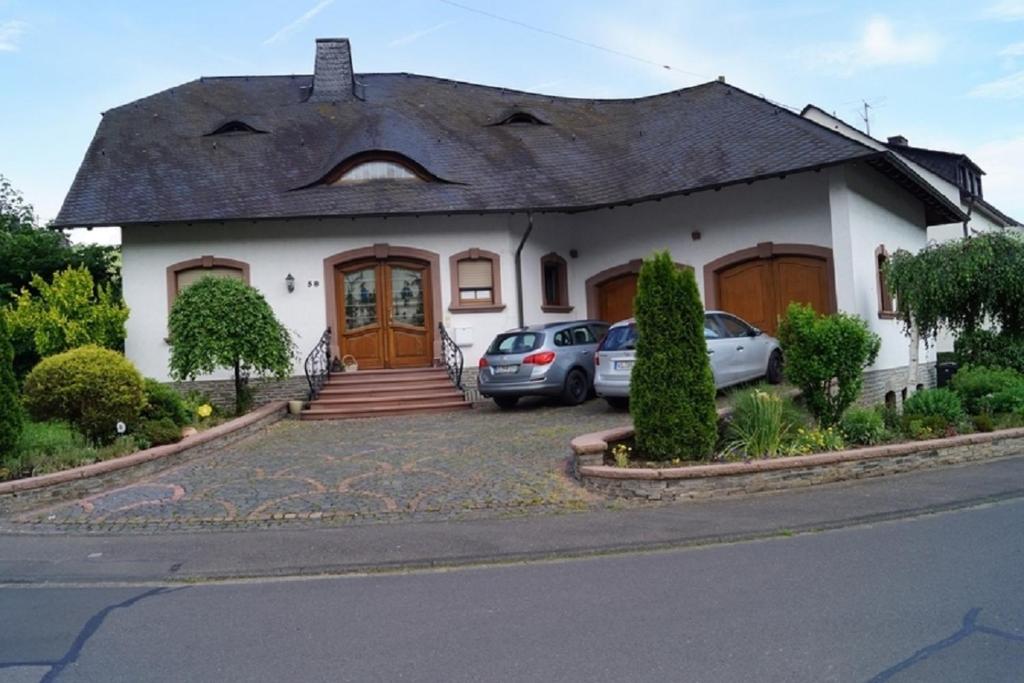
left=491, top=111, right=548, bottom=127
left=317, top=151, right=442, bottom=186
left=205, top=120, right=267, bottom=136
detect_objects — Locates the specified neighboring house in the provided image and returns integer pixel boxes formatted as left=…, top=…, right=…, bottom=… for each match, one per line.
left=55, top=38, right=988, bottom=409
left=802, top=107, right=1020, bottom=353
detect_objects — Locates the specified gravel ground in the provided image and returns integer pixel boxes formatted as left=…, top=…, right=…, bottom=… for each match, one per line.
left=9, top=398, right=634, bottom=533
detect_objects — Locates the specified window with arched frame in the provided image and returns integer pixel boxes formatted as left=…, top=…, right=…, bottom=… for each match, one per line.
left=540, top=252, right=572, bottom=312
left=166, top=256, right=250, bottom=312
left=876, top=245, right=896, bottom=319
left=448, top=248, right=505, bottom=313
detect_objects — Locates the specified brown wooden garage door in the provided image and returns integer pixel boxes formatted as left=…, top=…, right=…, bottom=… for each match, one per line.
left=596, top=273, right=638, bottom=324
left=716, top=255, right=832, bottom=335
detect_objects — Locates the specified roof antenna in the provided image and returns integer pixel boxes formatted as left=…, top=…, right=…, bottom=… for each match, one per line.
left=859, top=100, right=872, bottom=136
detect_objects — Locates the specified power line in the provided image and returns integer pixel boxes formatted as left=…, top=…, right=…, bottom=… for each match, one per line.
left=436, top=0, right=710, bottom=80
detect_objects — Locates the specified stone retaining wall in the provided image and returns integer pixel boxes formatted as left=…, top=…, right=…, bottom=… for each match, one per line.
left=860, top=362, right=937, bottom=406
left=572, top=426, right=1024, bottom=502
left=172, top=377, right=308, bottom=408
left=0, top=402, right=287, bottom=515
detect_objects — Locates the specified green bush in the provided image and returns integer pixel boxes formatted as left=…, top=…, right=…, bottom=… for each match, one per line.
left=7, top=266, right=128, bottom=358
left=22, top=346, right=145, bottom=443
left=954, top=331, right=1024, bottom=375
left=876, top=403, right=901, bottom=432
left=777, top=303, right=881, bottom=427
left=949, top=365, right=1024, bottom=414
left=784, top=426, right=845, bottom=455
left=973, top=413, right=995, bottom=433
left=137, top=418, right=182, bottom=448
left=840, top=407, right=887, bottom=445
left=902, top=388, right=966, bottom=432
left=0, top=312, right=22, bottom=457
left=982, top=384, right=1024, bottom=415
left=631, top=251, right=718, bottom=460
left=725, top=389, right=791, bottom=458
left=3, top=421, right=89, bottom=478
left=142, top=379, right=189, bottom=427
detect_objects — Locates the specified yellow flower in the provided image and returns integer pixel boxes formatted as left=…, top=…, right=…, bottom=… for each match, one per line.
left=197, top=404, right=213, bottom=418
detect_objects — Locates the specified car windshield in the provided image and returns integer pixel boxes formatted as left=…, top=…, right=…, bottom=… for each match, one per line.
left=599, top=324, right=637, bottom=351
left=488, top=332, right=544, bottom=355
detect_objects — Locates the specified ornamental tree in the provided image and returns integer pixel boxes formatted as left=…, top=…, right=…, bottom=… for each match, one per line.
left=7, top=266, right=128, bottom=358
left=167, top=277, right=294, bottom=415
left=777, top=303, right=880, bottom=427
left=630, top=251, right=718, bottom=460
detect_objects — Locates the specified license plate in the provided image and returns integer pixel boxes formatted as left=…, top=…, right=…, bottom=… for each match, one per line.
left=614, top=360, right=634, bottom=371
left=495, top=365, right=519, bottom=374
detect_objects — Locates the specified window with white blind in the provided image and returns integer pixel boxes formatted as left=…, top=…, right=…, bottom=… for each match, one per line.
left=457, top=259, right=494, bottom=304
left=449, top=248, right=504, bottom=312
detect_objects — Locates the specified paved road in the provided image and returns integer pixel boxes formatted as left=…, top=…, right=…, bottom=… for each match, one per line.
left=4, top=498, right=1024, bottom=682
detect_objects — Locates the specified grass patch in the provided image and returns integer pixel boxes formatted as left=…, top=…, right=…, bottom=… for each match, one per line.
left=1, top=420, right=143, bottom=481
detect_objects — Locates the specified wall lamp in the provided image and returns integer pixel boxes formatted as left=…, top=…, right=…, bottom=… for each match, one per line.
left=285, top=273, right=295, bottom=293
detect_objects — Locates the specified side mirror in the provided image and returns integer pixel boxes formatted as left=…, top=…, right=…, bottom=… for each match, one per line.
left=749, top=327, right=762, bottom=337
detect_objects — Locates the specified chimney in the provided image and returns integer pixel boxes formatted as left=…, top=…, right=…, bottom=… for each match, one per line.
left=310, top=38, right=354, bottom=102
left=887, top=135, right=908, bottom=147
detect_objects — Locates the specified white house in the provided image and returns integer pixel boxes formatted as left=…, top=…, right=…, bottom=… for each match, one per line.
left=55, top=38, right=1012, bottom=412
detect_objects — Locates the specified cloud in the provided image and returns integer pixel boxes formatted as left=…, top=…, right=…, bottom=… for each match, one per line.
left=388, top=20, right=456, bottom=48
left=984, top=1, right=1024, bottom=20
left=799, top=16, right=940, bottom=75
left=972, top=136, right=1024, bottom=221
left=970, top=70, right=1024, bottom=98
left=1001, top=42, right=1024, bottom=56
left=263, top=0, right=335, bottom=46
left=0, top=19, right=27, bottom=52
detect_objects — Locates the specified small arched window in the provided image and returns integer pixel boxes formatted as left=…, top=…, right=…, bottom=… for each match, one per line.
left=540, top=252, right=571, bottom=312
left=316, top=151, right=440, bottom=186
left=449, top=249, right=505, bottom=313
left=332, top=160, right=420, bottom=184
left=491, top=112, right=548, bottom=127
left=876, top=246, right=896, bottom=318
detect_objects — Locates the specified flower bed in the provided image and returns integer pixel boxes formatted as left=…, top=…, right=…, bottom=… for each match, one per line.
left=571, top=423, right=1024, bottom=501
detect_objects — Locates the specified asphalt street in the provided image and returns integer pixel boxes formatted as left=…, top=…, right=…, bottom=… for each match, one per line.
left=3, top=496, right=1024, bottom=682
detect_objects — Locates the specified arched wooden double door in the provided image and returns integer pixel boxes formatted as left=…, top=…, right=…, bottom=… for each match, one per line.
left=716, top=255, right=832, bottom=335
left=335, top=258, right=433, bottom=369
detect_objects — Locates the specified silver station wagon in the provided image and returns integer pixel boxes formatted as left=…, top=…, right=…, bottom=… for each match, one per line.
left=478, top=320, right=610, bottom=409
left=593, top=311, right=784, bottom=409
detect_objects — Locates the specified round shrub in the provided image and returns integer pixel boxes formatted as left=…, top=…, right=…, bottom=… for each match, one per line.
left=23, top=346, right=145, bottom=443
left=142, top=378, right=190, bottom=427
left=949, top=365, right=1024, bottom=415
left=902, top=388, right=966, bottom=431
left=839, top=407, right=886, bottom=446
left=137, top=418, right=182, bottom=447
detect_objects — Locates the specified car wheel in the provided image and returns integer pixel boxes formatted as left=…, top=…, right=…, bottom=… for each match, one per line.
left=605, top=396, right=629, bottom=410
left=493, top=396, right=519, bottom=410
left=561, top=369, right=588, bottom=406
left=766, top=350, right=784, bottom=384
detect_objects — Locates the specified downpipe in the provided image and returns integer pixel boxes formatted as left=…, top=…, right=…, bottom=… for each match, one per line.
left=514, top=211, right=534, bottom=328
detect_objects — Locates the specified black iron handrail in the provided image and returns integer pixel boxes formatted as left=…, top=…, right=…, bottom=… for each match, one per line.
left=438, top=322, right=464, bottom=391
left=304, top=327, right=332, bottom=401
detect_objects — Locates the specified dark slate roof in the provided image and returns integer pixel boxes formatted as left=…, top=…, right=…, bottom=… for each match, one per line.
left=54, top=74, right=965, bottom=228
left=883, top=143, right=983, bottom=186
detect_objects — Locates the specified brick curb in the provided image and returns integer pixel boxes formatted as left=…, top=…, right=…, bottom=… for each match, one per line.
left=572, top=422, right=1024, bottom=499
left=0, top=401, right=287, bottom=502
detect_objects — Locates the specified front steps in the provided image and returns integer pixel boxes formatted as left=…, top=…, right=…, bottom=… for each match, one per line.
left=301, top=366, right=471, bottom=420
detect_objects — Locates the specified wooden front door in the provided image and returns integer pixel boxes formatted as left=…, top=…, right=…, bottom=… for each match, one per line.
left=597, top=273, right=638, bottom=323
left=716, top=255, right=831, bottom=335
left=336, top=259, right=433, bottom=369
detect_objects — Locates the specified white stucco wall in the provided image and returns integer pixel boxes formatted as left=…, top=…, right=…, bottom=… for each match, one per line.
left=828, top=163, right=934, bottom=371
left=519, top=172, right=834, bottom=324
left=122, top=214, right=525, bottom=381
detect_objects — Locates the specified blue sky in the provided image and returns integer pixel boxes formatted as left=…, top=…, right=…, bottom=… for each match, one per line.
left=2, top=0, right=1023, bottom=245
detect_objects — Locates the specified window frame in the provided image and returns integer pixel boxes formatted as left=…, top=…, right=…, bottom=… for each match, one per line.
left=540, top=252, right=573, bottom=313
left=166, top=255, right=251, bottom=313
left=876, top=245, right=897, bottom=319
left=448, top=248, right=505, bottom=313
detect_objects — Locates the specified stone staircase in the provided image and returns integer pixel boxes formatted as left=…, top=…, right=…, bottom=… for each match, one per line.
left=301, top=367, right=471, bottom=420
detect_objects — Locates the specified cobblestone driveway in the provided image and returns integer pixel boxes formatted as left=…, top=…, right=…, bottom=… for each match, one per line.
left=12, top=400, right=631, bottom=532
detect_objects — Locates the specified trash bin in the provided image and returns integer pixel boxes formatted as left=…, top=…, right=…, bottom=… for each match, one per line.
left=936, top=362, right=958, bottom=388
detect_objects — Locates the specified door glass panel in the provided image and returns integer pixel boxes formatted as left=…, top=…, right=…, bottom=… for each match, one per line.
left=344, top=267, right=377, bottom=330
left=391, top=267, right=425, bottom=327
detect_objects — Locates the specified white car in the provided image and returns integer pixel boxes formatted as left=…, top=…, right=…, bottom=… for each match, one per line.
left=593, top=311, right=784, bottom=409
